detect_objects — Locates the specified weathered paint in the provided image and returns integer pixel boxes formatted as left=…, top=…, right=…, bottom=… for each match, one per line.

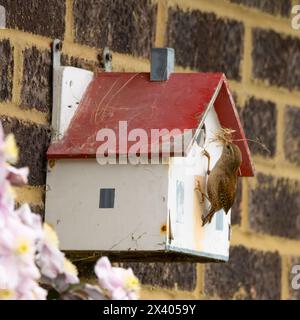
left=45, top=107, right=231, bottom=260
left=167, top=105, right=230, bottom=260
left=213, top=81, right=254, bottom=176
left=201, top=106, right=230, bottom=257
left=45, top=160, right=168, bottom=251
left=46, top=68, right=248, bottom=261
left=47, top=70, right=254, bottom=177
left=52, top=66, right=93, bottom=138
left=150, top=47, right=174, bottom=81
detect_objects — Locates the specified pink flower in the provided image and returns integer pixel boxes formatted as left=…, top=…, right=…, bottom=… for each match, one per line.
left=36, top=223, right=65, bottom=279
left=0, top=122, right=139, bottom=300
left=15, top=204, right=43, bottom=239
left=6, top=166, right=29, bottom=186
left=0, top=255, right=43, bottom=300
left=0, top=213, right=38, bottom=258
left=0, top=124, right=46, bottom=300
left=36, top=244, right=65, bottom=279
left=94, top=257, right=140, bottom=300
left=36, top=224, right=79, bottom=285
left=0, top=181, right=14, bottom=218
left=16, top=279, right=47, bottom=300
left=63, top=258, right=79, bottom=284
left=0, top=258, right=19, bottom=292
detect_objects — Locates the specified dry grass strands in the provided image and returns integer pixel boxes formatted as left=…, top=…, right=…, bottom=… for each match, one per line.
left=210, top=127, right=236, bottom=145
left=210, top=127, right=271, bottom=155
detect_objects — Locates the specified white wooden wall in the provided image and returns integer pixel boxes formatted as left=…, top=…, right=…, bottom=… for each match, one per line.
left=46, top=105, right=230, bottom=260
left=167, top=105, right=231, bottom=260
left=45, top=160, right=169, bottom=251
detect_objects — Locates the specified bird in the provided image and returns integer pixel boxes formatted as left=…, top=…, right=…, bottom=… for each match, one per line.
left=195, top=141, right=242, bottom=226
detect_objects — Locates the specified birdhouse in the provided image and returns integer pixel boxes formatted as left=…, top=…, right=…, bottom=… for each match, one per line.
left=45, top=42, right=254, bottom=263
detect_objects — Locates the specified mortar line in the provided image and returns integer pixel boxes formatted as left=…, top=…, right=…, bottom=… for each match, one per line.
left=141, top=285, right=199, bottom=299
left=240, top=177, right=250, bottom=232
left=0, top=102, right=49, bottom=126
left=14, top=185, right=45, bottom=206
left=195, top=263, right=205, bottom=298
left=0, top=29, right=51, bottom=50
left=64, top=0, right=74, bottom=42
left=253, top=161, right=300, bottom=181
left=155, top=0, right=168, bottom=47
left=232, top=226, right=300, bottom=256
left=281, top=255, right=290, bottom=300
left=241, top=23, right=252, bottom=86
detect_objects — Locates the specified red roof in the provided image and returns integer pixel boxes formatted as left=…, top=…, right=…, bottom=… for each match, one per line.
left=47, top=72, right=254, bottom=177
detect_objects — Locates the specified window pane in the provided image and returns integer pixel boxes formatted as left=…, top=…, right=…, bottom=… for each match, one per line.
left=99, top=188, right=115, bottom=208
left=176, top=180, right=184, bottom=223
left=215, top=211, right=223, bottom=231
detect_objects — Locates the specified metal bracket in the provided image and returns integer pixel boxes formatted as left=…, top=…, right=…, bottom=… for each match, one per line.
left=102, top=47, right=112, bottom=72
left=52, top=39, right=63, bottom=141
left=53, top=39, right=112, bottom=72
left=0, top=5, right=5, bottom=29
left=53, top=39, right=62, bottom=68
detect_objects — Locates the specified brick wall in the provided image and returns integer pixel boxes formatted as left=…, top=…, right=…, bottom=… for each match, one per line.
left=0, top=0, right=300, bottom=300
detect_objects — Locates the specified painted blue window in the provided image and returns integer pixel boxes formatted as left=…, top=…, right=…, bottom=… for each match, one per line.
left=215, top=211, right=224, bottom=231
left=99, top=188, right=115, bottom=208
left=176, top=180, right=184, bottom=223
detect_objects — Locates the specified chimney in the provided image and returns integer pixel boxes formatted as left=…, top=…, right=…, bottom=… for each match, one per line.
left=150, top=48, right=175, bottom=81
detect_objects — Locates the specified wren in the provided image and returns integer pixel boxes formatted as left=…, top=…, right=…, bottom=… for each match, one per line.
left=196, top=142, right=242, bottom=226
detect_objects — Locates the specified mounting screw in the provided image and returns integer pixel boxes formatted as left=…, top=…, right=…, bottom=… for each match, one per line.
left=55, top=41, right=63, bottom=52
left=105, top=52, right=112, bottom=62
left=52, top=39, right=62, bottom=68
left=103, top=47, right=112, bottom=72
